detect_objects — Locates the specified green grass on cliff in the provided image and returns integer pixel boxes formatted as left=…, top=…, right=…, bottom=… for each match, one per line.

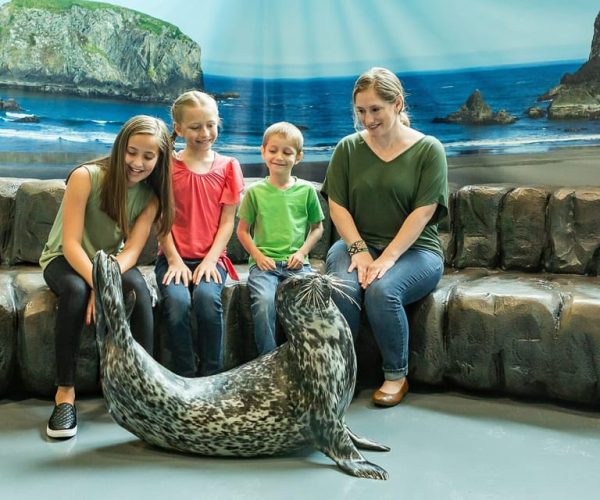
left=8, top=0, right=188, bottom=40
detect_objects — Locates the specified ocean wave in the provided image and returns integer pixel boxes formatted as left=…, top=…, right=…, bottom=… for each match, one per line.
left=217, top=144, right=334, bottom=153
left=445, top=134, right=600, bottom=149
left=0, top=127, right=115, bottom=144
left=5, top=112, right=36, bottom=120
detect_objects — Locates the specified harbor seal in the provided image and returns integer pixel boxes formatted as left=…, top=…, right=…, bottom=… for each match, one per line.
left=93, top=250, right=389, bottom=479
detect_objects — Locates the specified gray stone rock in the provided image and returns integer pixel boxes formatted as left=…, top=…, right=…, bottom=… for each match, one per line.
left=408, top=268, right=491, bottom=385
left=0, top=177, right=29, bottom=264
left=10, top=180, right=65, bottom=265
left=526, top=106, right=546, bottom=118
left=453, top=185, right=512, bottom=268
left=222, top=284, right=257, bottom=370
left=545, top=187, right=600, bottom=274
left=0, top=272, right=17, bottom=395
left=547, top=275, right=600, bottom=404
left=445, top=273, right=564, bottom=396
left=500, top=187, right=549, bottom=270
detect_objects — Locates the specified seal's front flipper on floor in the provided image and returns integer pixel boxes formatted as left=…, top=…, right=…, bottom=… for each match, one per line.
left=312, top=416, right=388, bottom=480
left=345, top=425, right=390, bottom=452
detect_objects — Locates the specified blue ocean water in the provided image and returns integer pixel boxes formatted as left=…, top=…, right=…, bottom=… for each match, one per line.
left=1, top=60, right=599, bottom=177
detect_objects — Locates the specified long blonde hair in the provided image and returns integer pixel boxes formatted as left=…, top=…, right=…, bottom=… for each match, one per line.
left=96, top=115, right=174, bottom=238
left=352, top=67, right=410, bottom=129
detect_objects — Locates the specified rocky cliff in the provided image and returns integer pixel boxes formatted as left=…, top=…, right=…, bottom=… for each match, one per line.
left=538, top=11, right=600, bottom=119
left=0, top=0, right=203, bottom=102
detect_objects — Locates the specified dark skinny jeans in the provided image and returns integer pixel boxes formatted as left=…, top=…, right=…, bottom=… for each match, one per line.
left=43, top=255, right=154, bottom=387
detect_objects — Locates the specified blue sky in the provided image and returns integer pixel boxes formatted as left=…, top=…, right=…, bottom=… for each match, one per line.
left=2, top=0, right=598, bottom=78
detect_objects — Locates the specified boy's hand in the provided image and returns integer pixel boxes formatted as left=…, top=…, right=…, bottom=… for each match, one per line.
left=287, top=250, right=305, bottom=270
left=255, top=253, right=276, bottom=271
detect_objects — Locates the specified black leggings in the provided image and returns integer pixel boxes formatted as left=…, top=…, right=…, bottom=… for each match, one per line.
left=43, top=255, right=154, bottom=387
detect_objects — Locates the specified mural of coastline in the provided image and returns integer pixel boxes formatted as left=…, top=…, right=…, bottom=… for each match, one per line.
left=0, top=0, right=598, bottom=182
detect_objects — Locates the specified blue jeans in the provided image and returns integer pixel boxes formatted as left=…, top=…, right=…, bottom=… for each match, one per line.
left=326, top=239, right=444, bottom=381
left=155, top=255, right=227, bottom=377
left=247, top=262, right=312, bottom=356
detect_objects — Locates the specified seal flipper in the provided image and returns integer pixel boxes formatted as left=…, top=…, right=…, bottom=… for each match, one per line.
left=345, top=425, right=390, bottom=452
left=312, top=417, right=388, bottom=480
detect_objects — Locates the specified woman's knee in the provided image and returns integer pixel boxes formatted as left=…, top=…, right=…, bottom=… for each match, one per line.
left=364, top=279, right=399, bottom=308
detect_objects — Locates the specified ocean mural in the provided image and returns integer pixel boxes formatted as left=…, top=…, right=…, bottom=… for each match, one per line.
left=0, top=0, right=598, bottom=180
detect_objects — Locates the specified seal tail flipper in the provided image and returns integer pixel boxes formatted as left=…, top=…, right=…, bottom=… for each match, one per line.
left=345, top=425, right=390, bottom=452
left=312, top=418, right=388, bottom=480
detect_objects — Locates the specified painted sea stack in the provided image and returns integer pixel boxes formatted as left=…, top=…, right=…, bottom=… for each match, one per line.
left=92, top=250, right=390, bottom=480
left=538, top=10, right=600, bottom=119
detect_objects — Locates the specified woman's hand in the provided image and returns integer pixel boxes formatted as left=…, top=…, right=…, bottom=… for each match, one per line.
left=192, top=259, right=222, bottom=284
left=348, top=251, right=373, bottom=288
left=85, top=290, right=96, bottom=326
left=162, top=259, right=192, bottom=287
left=364, top=255, right=396, bottom=287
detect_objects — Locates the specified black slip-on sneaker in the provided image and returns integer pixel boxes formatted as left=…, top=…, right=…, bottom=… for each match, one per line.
left=46, top=403, right=77, bottom=439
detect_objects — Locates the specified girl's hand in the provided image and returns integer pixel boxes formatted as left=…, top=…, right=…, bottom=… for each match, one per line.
left=162, top=260, right=192, bottom=287
left=86, top=290, right=96, bottom=326
left=287, top=250, right=305, bottom=270
left=347, top=251, right=374, bottom=289
left=255, top=253, right=276, bottom=271
left=192, top=260, right=222, bottom=285
left=364, top=255, right=396, bottom=287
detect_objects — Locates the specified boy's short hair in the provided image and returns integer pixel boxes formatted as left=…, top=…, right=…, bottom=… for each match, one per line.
left=262, top=122, right=304, bottom=152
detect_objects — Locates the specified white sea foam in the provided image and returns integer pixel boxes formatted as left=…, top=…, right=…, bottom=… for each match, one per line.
left=445, top=133, right=600, bottom=149
left=0, top=127, right=115, bottom=144
left=5, top=112, right=36, bottom=120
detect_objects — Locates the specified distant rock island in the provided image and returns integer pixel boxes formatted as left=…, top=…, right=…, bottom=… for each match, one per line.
left=0, top=0, right=203, bottom=102
left=537, top=10, right=600, bottom=119
left=433, top=90, right=517, bottom=125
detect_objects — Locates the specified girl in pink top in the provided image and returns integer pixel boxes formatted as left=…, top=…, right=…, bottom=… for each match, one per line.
left=155, top=91, right=244, bottom=377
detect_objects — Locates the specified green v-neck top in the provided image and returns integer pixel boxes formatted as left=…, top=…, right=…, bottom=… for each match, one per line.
left=321, top=133, right=448, bottom=258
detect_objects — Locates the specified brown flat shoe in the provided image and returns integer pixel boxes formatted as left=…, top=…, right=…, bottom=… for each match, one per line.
left=372, top=380, right=409, bottom=407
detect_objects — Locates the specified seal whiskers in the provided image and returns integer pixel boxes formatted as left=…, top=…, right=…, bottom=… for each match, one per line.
left=92, top=252, right=389, bottom=479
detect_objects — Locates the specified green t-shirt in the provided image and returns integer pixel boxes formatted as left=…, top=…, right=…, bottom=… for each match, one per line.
left=237, top=177, right=325, bottom=266
left=321, top=133, right=448, bottom=258
left=39, top=164, right=154, bottom=270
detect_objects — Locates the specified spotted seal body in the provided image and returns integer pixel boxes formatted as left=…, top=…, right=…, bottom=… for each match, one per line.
left=93, top=250, right=389, bottom=479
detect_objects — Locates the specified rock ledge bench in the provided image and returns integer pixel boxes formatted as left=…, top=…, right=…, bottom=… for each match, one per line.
left=1, top=178, right=599, bottom=407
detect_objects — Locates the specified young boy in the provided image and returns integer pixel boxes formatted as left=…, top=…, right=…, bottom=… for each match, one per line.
left=237, top=122, right=324, bottom=356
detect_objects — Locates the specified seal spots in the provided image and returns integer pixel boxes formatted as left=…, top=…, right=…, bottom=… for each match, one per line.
left=93, top=251, right=389, bottom=479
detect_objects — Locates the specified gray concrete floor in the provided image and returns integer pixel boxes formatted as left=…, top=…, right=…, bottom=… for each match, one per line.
left=1, top=389, right=599, bottom=500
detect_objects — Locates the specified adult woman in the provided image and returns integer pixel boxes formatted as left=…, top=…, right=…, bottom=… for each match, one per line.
left=322, top=67, right=448, bottom=407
